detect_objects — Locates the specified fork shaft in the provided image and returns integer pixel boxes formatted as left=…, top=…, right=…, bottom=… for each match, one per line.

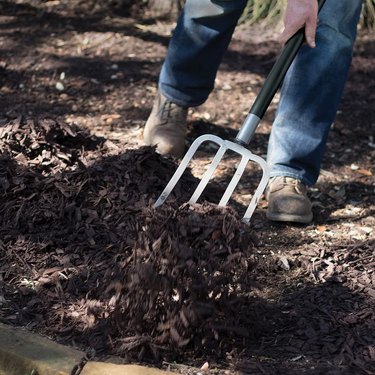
left=235, top=113, right=261, bottom=145
left=237, top=0, right=327, bottom=144
left=249, top=29, right=305, bottom=120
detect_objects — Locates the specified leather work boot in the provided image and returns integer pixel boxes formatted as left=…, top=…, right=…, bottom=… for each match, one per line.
left=144, top=92, right=188, bottom=158
left=266, top=176, right=313, bottom=224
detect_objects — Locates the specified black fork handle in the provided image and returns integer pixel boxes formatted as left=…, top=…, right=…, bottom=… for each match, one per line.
left=250, top=0, right=327, bottom=118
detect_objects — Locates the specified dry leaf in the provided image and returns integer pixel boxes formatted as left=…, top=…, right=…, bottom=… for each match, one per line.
left=200, top=362, right=209, bottom=371
left=357, top=168, right=372, bottom=176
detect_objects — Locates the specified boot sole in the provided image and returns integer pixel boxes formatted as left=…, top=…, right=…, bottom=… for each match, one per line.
left=266, top=211, right=313, bottom=224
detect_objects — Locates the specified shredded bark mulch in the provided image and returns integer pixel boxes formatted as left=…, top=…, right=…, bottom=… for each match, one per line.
left=0, top=115, right=374, bottom=375
left=0, top=116, right=257, bottom=359
left=0, top=1, right=374, bottom=374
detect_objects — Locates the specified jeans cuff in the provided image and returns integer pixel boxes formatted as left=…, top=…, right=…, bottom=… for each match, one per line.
left=159, top=84, right=206, bottom=108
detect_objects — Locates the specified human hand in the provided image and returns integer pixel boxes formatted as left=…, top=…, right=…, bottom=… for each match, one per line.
left=279, top=0, right=318, bottom=48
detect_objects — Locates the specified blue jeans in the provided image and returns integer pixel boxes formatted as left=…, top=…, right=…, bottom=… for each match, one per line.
left=159, top=0, right=363, bottom=185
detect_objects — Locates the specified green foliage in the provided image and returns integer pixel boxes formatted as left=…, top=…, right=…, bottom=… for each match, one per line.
left=239, top=0, right=286, bottom=25
left=239, top=0, right=375, bottom=30
left=361, top=0, right=375, bottom=29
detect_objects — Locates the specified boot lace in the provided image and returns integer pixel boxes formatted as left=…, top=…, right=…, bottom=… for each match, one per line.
left=158, top=98, right=186, bottom=124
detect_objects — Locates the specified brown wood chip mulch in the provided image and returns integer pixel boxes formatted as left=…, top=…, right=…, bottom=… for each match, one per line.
left=0, top=116, right=374, bottom=374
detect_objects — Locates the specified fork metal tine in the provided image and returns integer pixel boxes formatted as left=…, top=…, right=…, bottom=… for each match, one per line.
left=154, top=135, right=270, bottom=224
left=154, top=135, right=222, bottom=208
left=188, top=142, right=226, bottom=204
left=242, top=153, right=269, bottom=223
left=218, top=154, right=248, bottom=207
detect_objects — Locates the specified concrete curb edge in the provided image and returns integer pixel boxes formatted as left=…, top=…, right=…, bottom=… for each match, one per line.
left=0, top=323, right=174, bottom=375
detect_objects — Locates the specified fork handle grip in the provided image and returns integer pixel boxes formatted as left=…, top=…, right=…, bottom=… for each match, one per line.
left=247, top=0, right=327, bottom=120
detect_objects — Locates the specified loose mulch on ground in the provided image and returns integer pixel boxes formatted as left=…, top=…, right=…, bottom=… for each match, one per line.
left=0, top=1, right=374, bottom=375
left=0, top=116, right=257, bottom=359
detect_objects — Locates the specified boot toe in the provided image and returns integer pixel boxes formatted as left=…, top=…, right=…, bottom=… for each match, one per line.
left=266, top=177, right=313, bottom=224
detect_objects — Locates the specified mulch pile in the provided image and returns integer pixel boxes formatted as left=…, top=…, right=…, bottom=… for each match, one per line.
left=0, top=115, right=257, bottom=360
left=0, top=116, right=374, bottom=374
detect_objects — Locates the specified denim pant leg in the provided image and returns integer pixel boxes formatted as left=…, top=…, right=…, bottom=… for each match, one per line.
left=267, top=0, right=363, bottom=186
left=159, top=0, right=248, bottom=107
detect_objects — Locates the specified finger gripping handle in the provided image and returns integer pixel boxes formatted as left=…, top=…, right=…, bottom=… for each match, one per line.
left=248, top=0, right=327, bottom=120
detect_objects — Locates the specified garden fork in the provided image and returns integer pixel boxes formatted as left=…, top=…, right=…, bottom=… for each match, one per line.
left=154, top=0, right=326, bottom=223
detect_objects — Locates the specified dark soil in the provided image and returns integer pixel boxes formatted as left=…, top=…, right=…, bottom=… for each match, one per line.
left=0, top=1, right=374, bottom=374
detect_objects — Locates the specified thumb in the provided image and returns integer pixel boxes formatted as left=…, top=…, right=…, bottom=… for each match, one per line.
left=305, top=16, right=318, bottom=48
